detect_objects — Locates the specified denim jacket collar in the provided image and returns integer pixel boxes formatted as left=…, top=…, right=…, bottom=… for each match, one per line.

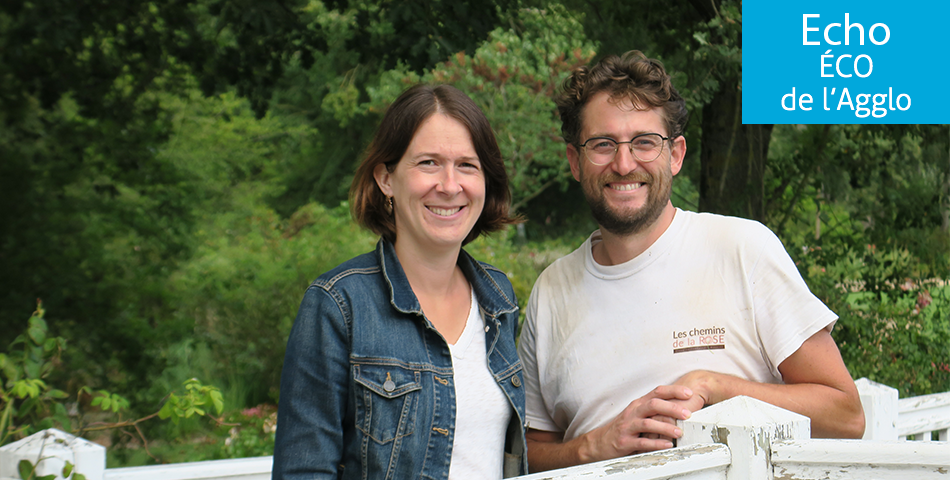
left=377, top=239, right=518, bottom=319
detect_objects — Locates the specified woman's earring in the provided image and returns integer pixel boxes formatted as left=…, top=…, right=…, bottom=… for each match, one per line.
left=386, top=196, right=394, bottom=214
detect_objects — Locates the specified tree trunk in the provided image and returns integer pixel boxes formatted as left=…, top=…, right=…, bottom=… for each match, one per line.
left=698, top=82, right=773, bottom=221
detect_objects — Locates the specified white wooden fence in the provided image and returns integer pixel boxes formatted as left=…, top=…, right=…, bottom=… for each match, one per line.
left=1, top=378, right=948, bottom=480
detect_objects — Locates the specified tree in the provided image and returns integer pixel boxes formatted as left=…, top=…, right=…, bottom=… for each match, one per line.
left=0, top=0, right=520, bottom=398
left=263, top=0, right=527, bottom=213
left=363, top=5, right=597, bottom=219
left=667, top=0, right=762, bottom=219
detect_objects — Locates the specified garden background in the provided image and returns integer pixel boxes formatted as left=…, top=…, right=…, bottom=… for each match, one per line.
left=1, top=0, right=948, bottom=467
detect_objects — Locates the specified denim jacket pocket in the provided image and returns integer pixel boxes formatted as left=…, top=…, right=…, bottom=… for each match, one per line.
left=354, top=363, right=422, bottom=444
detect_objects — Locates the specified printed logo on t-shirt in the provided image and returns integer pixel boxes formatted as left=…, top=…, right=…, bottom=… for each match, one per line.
left=672, top=326, right=726, bottom=353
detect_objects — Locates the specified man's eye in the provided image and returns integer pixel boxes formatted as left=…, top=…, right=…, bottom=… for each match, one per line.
left=592, top=140, right=616, bottom=150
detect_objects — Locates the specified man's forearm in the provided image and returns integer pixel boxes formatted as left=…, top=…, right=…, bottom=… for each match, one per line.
left=718, top=376, right=864, bottom=438
left=677, top=330, right=865, bottom=439
left=525, top=431, right=589, bottom=472
left=679, top=370, right=865, bottom=438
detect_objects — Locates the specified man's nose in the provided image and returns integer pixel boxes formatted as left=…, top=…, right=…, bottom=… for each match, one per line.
left=610, top=143, right=639, bottom=175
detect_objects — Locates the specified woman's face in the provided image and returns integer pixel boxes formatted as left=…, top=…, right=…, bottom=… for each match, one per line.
left=374, top=113, right=486, bottom=253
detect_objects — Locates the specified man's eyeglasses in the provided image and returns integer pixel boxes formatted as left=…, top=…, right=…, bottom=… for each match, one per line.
left=577, top=133, right=671, bottom=166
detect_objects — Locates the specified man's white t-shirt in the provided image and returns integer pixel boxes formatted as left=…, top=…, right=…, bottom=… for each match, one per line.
left=518, top=209, right=837, bottom=440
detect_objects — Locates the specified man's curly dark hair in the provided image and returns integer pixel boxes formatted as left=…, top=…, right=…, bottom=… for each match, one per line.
left=555, top=50, right=689, bottom=146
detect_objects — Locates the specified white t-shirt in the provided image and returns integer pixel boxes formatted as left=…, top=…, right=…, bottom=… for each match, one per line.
left=518, top=209, right=837, bottom=440
left=448, top=290, right=512, bottom=479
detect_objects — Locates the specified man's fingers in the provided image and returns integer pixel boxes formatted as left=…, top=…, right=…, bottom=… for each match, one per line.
left=651, top=414, right=677, bottom=425
left=640, top=397, right=692, bottom=421
left=641, top=416, right=683, bottom=440
left=650, top=384, right=694, bottom=401
left=632, top=437, right=675, bottom=453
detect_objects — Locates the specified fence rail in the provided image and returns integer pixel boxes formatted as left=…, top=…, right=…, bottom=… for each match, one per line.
left=771, top=439, right=950, bottom=480
left=1, top=378, right=948, bottom=480
left=897, top=390, right=950, bottom=441
left=104, top=456, right=272, bottom=480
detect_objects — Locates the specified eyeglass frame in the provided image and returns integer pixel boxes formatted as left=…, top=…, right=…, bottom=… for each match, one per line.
left=576, top=133, right=673, bottom=166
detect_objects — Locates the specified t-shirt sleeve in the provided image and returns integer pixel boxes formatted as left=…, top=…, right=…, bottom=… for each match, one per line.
left=749, top=224, right=838, bottom=377
left=518, top=279, right=561, bottom=433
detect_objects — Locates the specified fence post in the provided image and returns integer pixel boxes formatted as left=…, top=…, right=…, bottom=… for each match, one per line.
left=679, top=396, right=810, bottom=480
left=0, top=429, right=105, bottom=480
left=855, top=377, right=899, bottom=440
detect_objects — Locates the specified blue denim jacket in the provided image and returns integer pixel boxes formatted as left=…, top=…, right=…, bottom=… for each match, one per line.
left=273, top=239, right=527, bottom=480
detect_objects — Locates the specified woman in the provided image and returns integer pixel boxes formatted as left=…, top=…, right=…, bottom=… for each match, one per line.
left=273, top=84, right=527, bottom=479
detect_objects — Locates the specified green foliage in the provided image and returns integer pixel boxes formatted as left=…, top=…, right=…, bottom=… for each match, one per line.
left=259, top=0, right=524, bottom=213
left=88, top=389, right=131, bottom=415
left=158, top=379, right=225, bottom=424
left=795, top=243, right=950, bottom=397
left=321, top=0, right=520, bottom=74
left=18, top=459, right=86, bottom=480
left=3, top=1, right=949, bottom=466
left=2, top=301, right=227, bottom=473
left=216, top=404, right=278, bottom=459
left=169, top=202, right=377, bottom=403
left=466, top=228, right=582, bottom=319
left=365, top=6, right=597, bottom=232
left=1, top=302, right=70, bottom=445
left=767, top=124, right=948, bottom=278
left=686, top=1, right=742, bottom=106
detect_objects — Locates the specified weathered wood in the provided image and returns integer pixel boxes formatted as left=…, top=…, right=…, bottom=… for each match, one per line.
left=771, top=439, right=950, bottom=479
left=103, top=456, right=272, bottom=480
left=513, top=444, right=730, bottom=480
left=855, top=377, right=899, bottom=440
left=8, top=379, right=950, bottom=480
left=897, top=391, right=950, bottom=440
left=680, top=396, right=810, bottom=480
left=0, top=428, right=105, bottom=480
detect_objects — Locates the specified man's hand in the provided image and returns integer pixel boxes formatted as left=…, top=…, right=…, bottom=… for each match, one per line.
left=673, top=370, right=719, bottom=405
left=663, top=329, right=866, bottom=439
left=525, top=385, right=697, bottom=472
left=641, top=386, right=707, bottom=442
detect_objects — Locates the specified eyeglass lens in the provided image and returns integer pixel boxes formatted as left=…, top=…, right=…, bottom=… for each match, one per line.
left=585, top=134, right=665, bottom=165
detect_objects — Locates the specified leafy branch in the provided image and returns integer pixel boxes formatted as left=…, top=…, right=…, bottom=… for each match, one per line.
left=2, top=301, right=228, bottom=466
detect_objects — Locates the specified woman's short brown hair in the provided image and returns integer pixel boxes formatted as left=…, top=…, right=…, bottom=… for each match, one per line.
left=350, top=84, right=520, bottom=245
left=555, top=50, right=689, bottom=146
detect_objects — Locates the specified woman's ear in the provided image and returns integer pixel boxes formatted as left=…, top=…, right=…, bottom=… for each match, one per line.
left=374, top=163, right=393, bottom=197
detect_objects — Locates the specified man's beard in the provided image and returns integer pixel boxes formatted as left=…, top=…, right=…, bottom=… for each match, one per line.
left=581, top=167, right=672, bottom=236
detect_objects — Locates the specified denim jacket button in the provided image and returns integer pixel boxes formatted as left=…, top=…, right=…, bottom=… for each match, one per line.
left=511, top=376, right=521, bottom=388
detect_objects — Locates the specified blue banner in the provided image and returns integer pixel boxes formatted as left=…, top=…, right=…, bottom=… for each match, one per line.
left=743, top=0, right=950, bottom=124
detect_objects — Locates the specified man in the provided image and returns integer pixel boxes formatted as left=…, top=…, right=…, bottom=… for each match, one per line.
left=517, top=51, right=865, bottom=472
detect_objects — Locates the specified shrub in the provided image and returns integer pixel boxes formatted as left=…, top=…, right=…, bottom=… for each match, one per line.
left=795, top=242, right=950, bottom=397
left=169, top=201, right=377, bottom=404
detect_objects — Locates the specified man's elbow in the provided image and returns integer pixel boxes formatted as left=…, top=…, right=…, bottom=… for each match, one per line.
left=843, top=406, right=866, bottom=439
left=819, top=401, right=865, bottom=439
left=841, top=391, right=866, bottom=439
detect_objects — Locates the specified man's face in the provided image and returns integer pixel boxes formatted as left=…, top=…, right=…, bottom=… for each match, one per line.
left=566, top=91, right=685, bottom=236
